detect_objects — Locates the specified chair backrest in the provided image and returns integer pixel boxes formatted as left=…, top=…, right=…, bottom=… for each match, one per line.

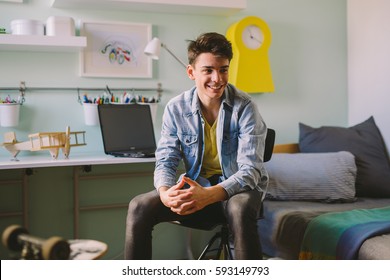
left=264, top=128, right=275, bottom=162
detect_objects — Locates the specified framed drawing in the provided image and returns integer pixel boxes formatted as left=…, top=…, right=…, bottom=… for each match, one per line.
left=79, top=20, right=152, bottom=78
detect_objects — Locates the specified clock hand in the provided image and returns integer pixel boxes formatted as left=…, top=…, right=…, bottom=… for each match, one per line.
left=248, top=27, right=263, bottom=44
left=250, top=35, right=263, bottom=44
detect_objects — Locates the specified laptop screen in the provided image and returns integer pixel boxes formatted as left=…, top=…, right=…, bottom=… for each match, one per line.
left=98, top=104, right=156, bottom=155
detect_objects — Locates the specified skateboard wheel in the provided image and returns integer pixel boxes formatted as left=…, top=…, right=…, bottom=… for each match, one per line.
left=2, top=224, right=28, bottom=251
left=42, top=236, right=71, bottom=260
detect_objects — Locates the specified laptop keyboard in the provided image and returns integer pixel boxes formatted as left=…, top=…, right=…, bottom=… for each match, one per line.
left=114, top=151, right=154, bottom=158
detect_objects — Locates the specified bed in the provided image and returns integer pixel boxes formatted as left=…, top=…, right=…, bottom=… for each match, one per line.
left=259, top=195, right=390, bottom=259
left=258, top=117, right=390, bottom=260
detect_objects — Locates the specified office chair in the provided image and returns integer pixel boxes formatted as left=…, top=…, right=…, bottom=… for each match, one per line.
left=174, top=128, right=276, bottom=260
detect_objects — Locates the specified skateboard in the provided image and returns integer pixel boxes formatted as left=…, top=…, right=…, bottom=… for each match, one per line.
left=2, top=224, right=107, bottom=260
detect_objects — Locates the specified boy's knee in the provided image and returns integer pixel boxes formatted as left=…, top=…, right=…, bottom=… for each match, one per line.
left=226, top=192, right=260, bottom=221
left=128, top=193, right=148, bottom=214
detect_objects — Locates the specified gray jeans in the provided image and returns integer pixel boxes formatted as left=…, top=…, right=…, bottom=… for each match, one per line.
left=124, top=188, right=263, bottom=259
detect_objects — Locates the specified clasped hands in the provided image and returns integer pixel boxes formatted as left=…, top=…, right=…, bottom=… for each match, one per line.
left=159, top=176, right=227, bottom=216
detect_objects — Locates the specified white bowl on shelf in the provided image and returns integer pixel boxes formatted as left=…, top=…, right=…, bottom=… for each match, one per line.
left=46, top=16, right=75, bottom=37
left=10, top=19, right=44, bottom=35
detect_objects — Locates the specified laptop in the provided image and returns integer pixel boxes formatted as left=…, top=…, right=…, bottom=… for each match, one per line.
left=98, top=104, right=156, bottom=158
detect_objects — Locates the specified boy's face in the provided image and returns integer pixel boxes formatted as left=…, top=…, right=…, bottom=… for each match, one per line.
left=187, top=52, right=229, bottom=102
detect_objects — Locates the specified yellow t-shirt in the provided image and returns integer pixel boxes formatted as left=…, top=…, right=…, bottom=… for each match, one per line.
left=200, top=118, right=222, bottom=178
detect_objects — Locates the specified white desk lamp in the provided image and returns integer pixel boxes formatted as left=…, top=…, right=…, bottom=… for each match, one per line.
left=144, top=37, right=187, bottom=68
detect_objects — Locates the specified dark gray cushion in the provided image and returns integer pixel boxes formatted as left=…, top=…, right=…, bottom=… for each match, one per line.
left=265, top=152, right=357, bottom=202
left=299, top=116, right=390, bottom=197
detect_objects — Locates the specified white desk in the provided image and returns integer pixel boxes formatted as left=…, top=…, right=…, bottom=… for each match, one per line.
left=0, top=152, right=156, bottom=238
left=0, top=152, right=155, bottom=170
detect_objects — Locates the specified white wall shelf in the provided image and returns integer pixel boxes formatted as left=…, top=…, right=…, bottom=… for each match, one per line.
left=51, top=0, right=246, bottom=16
left=0, top=34, right=87, bottom=52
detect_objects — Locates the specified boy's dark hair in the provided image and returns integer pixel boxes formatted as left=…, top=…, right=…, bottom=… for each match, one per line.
left=187, top=32, right=233, bottom=65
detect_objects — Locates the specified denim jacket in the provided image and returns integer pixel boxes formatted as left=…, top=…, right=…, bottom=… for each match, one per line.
left=154, top=84, right=269, bottom=198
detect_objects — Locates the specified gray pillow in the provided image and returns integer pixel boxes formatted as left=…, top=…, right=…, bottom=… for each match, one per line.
left=299, top=117, right=390, bottom=198
left=265, top=152, right=356, bottom=202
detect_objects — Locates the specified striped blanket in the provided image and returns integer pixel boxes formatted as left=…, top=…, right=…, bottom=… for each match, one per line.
left=299, top=206, right=390, bottom=259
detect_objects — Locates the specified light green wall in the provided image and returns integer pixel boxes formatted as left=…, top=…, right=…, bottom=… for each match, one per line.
left=0, top=0, right=348, bottom=153
left=0, top=0, right=348, bottom=259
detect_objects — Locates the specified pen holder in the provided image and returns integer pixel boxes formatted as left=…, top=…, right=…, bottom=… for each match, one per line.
left=83, top=103, right=99, bottom=126
left=0, top=103, right=21, bottom=127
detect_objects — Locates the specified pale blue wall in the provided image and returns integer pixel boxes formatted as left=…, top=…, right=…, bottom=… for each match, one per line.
left=0, top=0, right=348, bottom=259
left=0, top=0, right=348, bottom=156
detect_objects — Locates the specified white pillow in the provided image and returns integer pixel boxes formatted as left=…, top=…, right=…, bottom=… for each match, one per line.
left=264, top=151, right=357, bottom=202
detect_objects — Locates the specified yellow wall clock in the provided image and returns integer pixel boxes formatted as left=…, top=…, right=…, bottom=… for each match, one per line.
left=226, top=16, right=274, bottom=93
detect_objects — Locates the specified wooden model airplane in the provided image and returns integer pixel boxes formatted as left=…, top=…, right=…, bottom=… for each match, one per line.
left=1, top=126, right=86, bottom=160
